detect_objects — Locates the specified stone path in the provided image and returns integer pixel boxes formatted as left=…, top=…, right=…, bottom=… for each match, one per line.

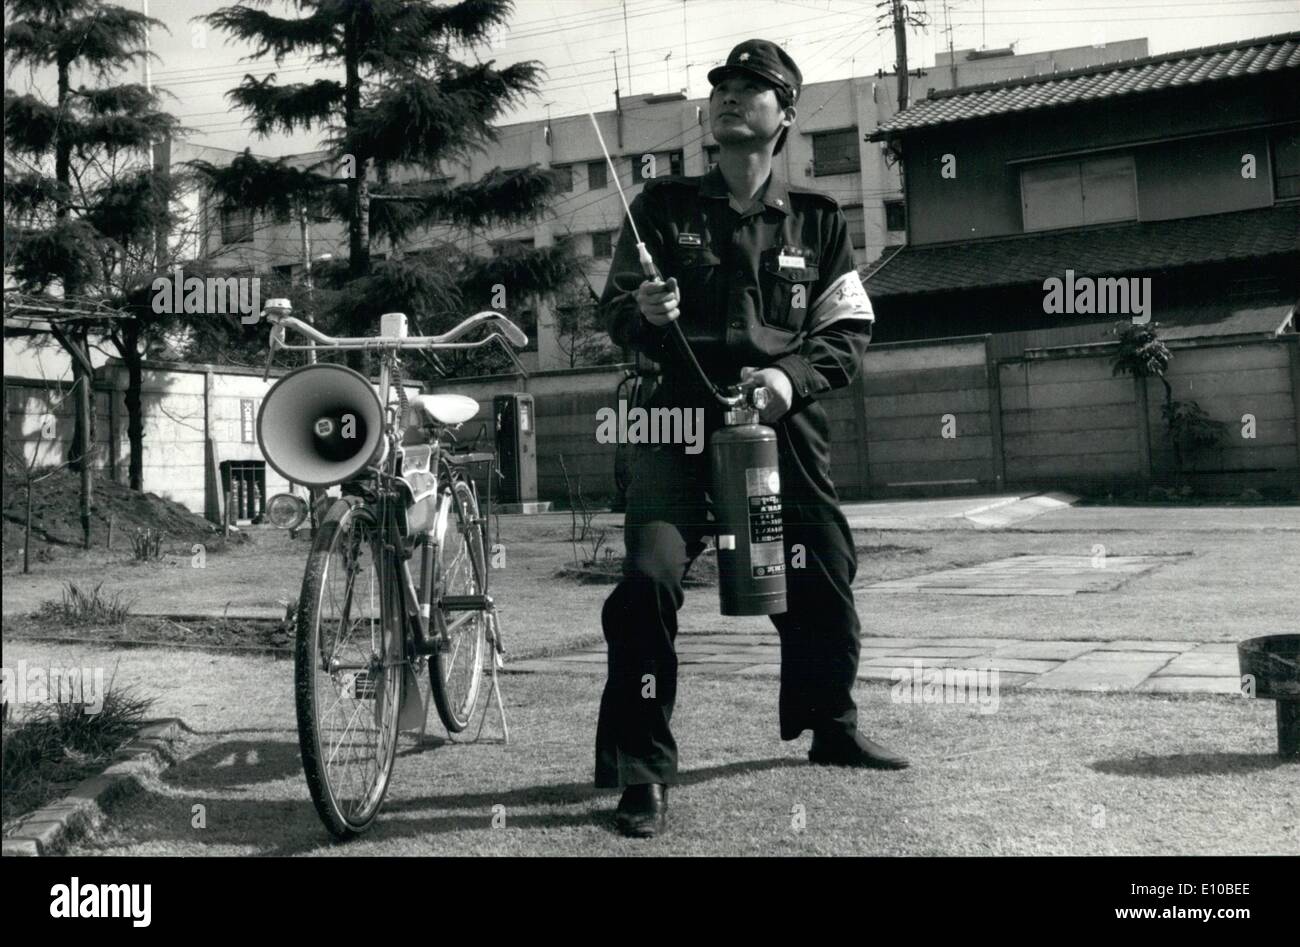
left=506, top=635, right=1244, bottom=695
left=861, top=553, right=1180, bottom=596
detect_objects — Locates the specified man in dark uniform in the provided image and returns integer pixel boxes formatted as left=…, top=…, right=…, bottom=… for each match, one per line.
left=597, top=38, right=909, bottom=839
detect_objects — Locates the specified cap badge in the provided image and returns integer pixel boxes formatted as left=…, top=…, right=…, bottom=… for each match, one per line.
left=739, top=52, right=751, bottom=61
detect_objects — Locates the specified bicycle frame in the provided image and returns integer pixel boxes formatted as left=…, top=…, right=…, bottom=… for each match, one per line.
left=267, top=310, right=519, bottom=660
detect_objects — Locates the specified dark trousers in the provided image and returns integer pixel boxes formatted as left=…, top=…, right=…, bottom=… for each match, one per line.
left=594, top=400, right=862, bottom=788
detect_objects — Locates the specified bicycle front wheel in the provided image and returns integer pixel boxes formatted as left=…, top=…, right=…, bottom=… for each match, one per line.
left=295, top=498, right=402, bottom=839
left=430, top=477, right=487, bottom=732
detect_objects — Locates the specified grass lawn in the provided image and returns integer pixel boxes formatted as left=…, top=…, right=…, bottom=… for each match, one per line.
left=7, top=510, right=1300, bottom=656
left=5, top=641, right=1292, bottom=857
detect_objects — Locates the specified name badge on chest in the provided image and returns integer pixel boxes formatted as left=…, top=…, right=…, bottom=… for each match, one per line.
left=778, top=251, right=806, bottom=269
left=677, top=233, right=703, bottom=247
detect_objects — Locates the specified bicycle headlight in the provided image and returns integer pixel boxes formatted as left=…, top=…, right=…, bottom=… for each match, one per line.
left=267, top=492, right=309, bottom=530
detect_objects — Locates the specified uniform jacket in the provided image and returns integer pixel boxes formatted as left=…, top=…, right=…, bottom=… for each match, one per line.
left=600, top=165, right=875, bottom=410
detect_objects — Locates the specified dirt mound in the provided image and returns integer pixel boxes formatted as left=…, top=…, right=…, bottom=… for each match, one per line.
left=2, top=467, right=222, bottom=559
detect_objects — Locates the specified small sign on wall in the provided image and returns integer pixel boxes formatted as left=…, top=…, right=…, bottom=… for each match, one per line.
left=241, top=399, right=256, bottom=443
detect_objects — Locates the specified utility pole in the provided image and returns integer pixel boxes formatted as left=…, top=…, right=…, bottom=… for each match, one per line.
left=622, top=0, right=633, bottom=95
left=682, top=0, right=689, bottom=93
left=612, top=52, right=624, bottom=150
left=943, top=0, right=958, bottom=89
left=892, top=0, right=908, bottom=112
left=878, top=0, right=931, bottom=113
left=142, top=0, right=168, bottom=271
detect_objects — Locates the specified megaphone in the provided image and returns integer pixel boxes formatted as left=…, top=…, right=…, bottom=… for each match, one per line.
left=258, top=363, right=386, bottom=487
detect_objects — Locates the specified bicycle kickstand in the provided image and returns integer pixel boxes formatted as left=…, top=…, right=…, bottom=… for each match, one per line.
left=474, top=604, right=510, bottom=744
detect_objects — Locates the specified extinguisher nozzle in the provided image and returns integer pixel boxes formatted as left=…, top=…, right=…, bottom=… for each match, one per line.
left=636, top=242, right=660, bottom=280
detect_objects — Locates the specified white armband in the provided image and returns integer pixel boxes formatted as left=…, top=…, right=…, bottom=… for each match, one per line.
left=808, top=270, right=874, bottom=334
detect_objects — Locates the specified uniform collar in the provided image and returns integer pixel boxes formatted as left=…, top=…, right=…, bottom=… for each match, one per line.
left=700, top=165, right=791, bottom=216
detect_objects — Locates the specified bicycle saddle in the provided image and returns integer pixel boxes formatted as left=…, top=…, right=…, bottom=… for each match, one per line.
left=407, top=393, right=480, bottom=427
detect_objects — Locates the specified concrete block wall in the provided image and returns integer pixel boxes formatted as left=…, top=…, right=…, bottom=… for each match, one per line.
left=9, top=334, right=1296, bottom=515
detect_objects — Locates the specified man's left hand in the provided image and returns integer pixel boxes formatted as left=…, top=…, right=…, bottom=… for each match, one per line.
left=739, top=366, right=794, bottom=424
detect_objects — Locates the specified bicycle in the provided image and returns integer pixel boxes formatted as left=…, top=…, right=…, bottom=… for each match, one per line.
left=258, top=306, right=528, bottom=839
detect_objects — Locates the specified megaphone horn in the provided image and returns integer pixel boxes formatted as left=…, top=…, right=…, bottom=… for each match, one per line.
left=257, top=363, right=386, bottom=487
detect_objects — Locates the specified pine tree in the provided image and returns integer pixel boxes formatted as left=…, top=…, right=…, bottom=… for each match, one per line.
left=4, top=0, right=181, bottom=539
left=189, top=0, right=585, bottom=375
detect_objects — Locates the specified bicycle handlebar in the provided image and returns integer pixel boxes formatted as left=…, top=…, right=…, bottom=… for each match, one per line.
left=268, top=310, right=528, bottom=352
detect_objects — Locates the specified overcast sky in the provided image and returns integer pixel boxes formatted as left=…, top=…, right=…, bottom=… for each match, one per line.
left=8, top=0, right=1300, bottom=157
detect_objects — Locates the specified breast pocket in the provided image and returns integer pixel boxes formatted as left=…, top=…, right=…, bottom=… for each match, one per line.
left=673, top=246, right=721, bottom=331
left=760, top=250, right=819, bottom=333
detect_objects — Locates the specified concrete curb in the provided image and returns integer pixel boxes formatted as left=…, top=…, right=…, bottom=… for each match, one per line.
left=2, top=718, right=185, bottom=857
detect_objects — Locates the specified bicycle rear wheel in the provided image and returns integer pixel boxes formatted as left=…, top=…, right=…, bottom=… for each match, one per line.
left=429, top=477, right=487, bottom=732
left=295, top=497, right=402, bottom=839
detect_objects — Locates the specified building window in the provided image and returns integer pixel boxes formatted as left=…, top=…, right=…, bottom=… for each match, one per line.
left=842, top=204, right=867, bottom=248
left=632, top=150, right=684, bottom=184
left=1021, top=154, right=1136, bottom=231
left=704, top=144, right=720, bottom=170
left=812, top=129, right=859, bottom=176
left=550, top=164, right=574, bottom=193
left=220, top=206, right=254, bottom=245
left=1272, top=126, right=1300, bottom=199
left=588, top=160, right=608, bottom=190
left=492, top=238, right=534, bottom=257
left=592, top=231, right=615, bottom=259
left=307, top=192, right=338, bottom=223
left=884, top=199, right=906, bottom=233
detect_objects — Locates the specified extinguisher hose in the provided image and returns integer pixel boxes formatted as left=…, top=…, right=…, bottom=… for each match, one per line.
left=638, top=242, right=746, bottom=410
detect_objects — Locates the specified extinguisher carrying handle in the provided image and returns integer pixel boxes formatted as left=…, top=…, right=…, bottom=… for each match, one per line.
left=637, top=242, right=765, bottom=413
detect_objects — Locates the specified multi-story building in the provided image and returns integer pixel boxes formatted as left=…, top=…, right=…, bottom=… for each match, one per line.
left=864, top=32, right=1299, bottom=355
left=188, top=40, right=1144, bottom=370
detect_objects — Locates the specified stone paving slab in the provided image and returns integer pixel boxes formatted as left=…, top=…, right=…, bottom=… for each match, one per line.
left=1025, top=653, right=1177, bottom=691
left=894, top=646, right=994, bottom=658
left=1106, top=640, right=1203, bottom=652
left=1083, top=649, right=1181, bottom=661
left=971, top=657, right=1064, bottom=674
left=905, top=637, right=1022, bottom=648
left=1137, top=676, right=1244, bottom=695
left=965, top=493, right=1076, bottom=528
left=506, top=634, right=1242, bottom=696
left=865, top=587, right=1078, bottom=596
left=991, top=641, right=1099, bottom=660
left=863, top=554, right=1173, bottom=596
left=1155, top=654, right=1243, bottom=677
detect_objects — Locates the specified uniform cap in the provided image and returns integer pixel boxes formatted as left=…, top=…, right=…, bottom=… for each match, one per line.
left=707, top=39, right=802, bottom=105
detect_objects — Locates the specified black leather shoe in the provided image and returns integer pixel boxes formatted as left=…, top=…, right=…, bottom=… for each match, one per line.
left=615, top=783, right=669, bottom=838
left=809, top=730, right=910, bottom=770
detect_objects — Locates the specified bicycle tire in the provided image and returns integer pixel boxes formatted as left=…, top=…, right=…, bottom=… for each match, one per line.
left=295, top=497, right=402, bottom=839
left=429, top=476, right=487, bottom=732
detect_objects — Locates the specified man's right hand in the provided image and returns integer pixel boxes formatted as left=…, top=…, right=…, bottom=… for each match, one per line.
left=636, top=277, right=680, bottom=326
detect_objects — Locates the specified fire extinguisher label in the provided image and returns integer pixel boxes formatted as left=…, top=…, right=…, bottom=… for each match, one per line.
left=745, top=467, right=781, bottom=497
left=745, top=465, right=784, bottom=577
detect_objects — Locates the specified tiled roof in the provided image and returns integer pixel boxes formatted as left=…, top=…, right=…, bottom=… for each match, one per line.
left=871, top=32, right=1300, bottom=139
left=863, top=204, right=1300, bottom=298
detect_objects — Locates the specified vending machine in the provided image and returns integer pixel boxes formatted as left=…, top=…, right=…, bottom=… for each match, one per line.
left=493, top=393, right=537, bottom=504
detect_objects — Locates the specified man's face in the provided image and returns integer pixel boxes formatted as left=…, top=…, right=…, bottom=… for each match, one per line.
left=709, top=75, right=790, bottom=152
